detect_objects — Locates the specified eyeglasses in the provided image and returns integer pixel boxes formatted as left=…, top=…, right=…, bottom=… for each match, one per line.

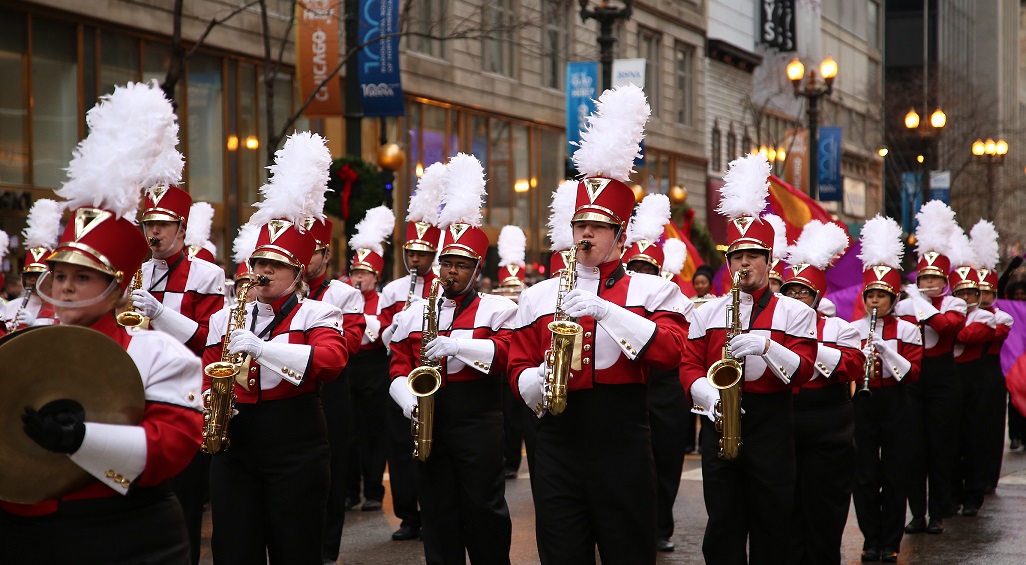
left=439, top=260, right=476, bottom=272
left=784, top=287, right=814, bottom=298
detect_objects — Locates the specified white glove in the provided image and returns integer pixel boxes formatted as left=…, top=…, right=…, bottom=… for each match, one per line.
left=228, top=329, right=263, bottom=359
left=862, top=344, right=875, bottom=358
left=389, top=376, right=418, bottom=420
left=872, top=336, right=897, bottom=357
left=561, top=288, right=611, bottom=321
left=904, top=284, right=921, bottom=299
left=518, top=364, right=548, bottom=417
left=131, top=289, right=165, bottom=319
left=424, top=336, right=460, bottom=360
left=729, top=333, right=770, bottom=358
left=15, top=308, right=36, bottom=327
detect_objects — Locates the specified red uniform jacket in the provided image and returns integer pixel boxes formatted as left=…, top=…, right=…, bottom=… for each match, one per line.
left=851, top=314, right=923, bottom=388
left=895, top=294, right=966, bottom=358
left=953, top=307, right=996, bottom=363
left=306, top=273, right=366, bottom=356
left=799, top=315, right=865, bottom=390
left=142, top=250, right=226, bottom=355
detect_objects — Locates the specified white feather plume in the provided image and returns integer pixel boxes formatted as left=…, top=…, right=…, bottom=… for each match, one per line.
left=572, top=84, right=650, bottom=181
left=970, top=220, right=1000, bottom=271
left=716, top=153, right=770, bottom=220
left=947, top=229, right=974, bottom=268
left=914, top=200, right=957, bottom=257
left=350, top=206, right=396, bottom=255
left=185, top=202, right=215, bottom=248
left=785, top=220, right=849, bottom=270
left=662, top=238, right=687, bottom=275
left=232, top=223, right=261, bottom=265
left=141, top=80, right=184, bottom=189
left=22, top=198, right=63, bottom=250
left=57, top=82, right=175, bottom=221
left=0, top=230, right=9, bottom=262
left=406, top=162, right=446, bottom=224
left=548, top=180, right=578, bottom=252
left=626, top=194, right=670, bottom=246
left=764, top=214, right=788, bottom=260
left=498, top=226, right=527, bottom=267
left=858, top=215, right=904, bottom=270
left=251, top=131, right=332, bottom=229
left=438, top=153, right=486, bottom=228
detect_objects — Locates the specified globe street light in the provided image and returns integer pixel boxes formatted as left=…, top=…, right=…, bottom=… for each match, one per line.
left=904, top=106, right=946, bottom=208
left=971, top=137, right=1008, bottom=219
left=578, top=0, right=634, bottom=91
left=786, top=57, right=838, bottom=200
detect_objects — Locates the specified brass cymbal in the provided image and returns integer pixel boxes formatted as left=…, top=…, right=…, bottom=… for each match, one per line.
left=0, top=325, right=144, bottom=504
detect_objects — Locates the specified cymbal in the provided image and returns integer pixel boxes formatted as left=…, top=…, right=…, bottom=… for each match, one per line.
left=0, top=325, right=144, bottom=504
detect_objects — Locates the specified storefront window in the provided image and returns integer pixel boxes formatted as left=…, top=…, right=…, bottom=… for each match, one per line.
left=512, top=123, right=529, bottom=225
left=100, top=32, right=140, bottom=96
left=489, top=119, right=511, bottom=225
left=187, top=55, right=224, bottom=202
left=238, top=63, right=259, bottom=205
left=422, top=104, right=447, bottom=167
left=0, top=11, right=27, bottom=185
left=31, top=19, right=78, bottom=189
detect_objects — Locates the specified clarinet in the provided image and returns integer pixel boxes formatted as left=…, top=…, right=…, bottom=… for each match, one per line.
left=857, top=308, right=879, bottom=398
left=401, top=270, right=417, bottom=311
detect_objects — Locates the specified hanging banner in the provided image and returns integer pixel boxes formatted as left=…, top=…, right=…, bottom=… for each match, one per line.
left=759, top=0, right=796, bottom=51
left=295, top=0, right=342, bottom=117
left=930, top=170, right=950, bottom=204
left=358, top=0, right=405, bottom=117
left=817, top=126, right=843, bottom=201
left=901, top=172, right=921, bottom=233
left=612, top=58, right=646, bottom=166
left=783, top=128, right=809, bottom=194
left=566, top=61, right=599, bottom=160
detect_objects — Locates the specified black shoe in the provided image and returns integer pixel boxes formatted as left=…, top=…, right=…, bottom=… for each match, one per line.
left=985, top=485, right=997, bottom=495
left=962, top=505, right=980, bottom=517
left=684, top=445, right=696, bottom=455
left=880, top=548, right=899, bottom=563
left=926, top=519, right=944, bottom=534
left=344, top=497, right=359, bottom=511
left=861, top=548, right=880, bottom=562
left=391, top=524, right=421, bottom=541
left=945, top=503, right=960, bottom=518
left=905, top=517, right=927, bottom=534
left=1011, top=438, right=1022, bottom=450
left=361, top=499, right=382, bottom=511
left=504, top=468, right=517, bottom=480
left=655, top=538, right=674, bottom=552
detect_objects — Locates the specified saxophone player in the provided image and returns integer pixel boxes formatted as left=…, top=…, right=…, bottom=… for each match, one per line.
left=508, top=86, right=690, bottom=564
left=202, top=133, right=348, bottom=564
left=850, top=216, right=923, bottom=562
left=388, top=154, right=516, bottom=564
left=779, top=221, right=864, bottom=564
left=680, top=154, right=818, bottom=565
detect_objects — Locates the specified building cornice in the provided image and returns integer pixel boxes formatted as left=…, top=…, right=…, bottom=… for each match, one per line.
left=707, top=39, right=762, bottom=73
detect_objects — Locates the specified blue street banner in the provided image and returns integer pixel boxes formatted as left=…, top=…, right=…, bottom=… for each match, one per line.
left=566, top=61, right=598, bottom=159
left=817, top=126, right=843, bottom=201
left=358, top=0, right=404, bottom=117
left=930, top=170, right=950, bottom=204
left=901, top=171, right=922, bottom=233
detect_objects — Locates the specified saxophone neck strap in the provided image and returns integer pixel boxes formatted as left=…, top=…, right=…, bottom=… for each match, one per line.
left=309, top=280, right=330, bottom=301
left=749, top=287, right=773, bottom=329
left=148, top=252, right=186, bottom=292
left=603, top=264, right=626, bottom=289
left=249, top=294, right=300, bottom=340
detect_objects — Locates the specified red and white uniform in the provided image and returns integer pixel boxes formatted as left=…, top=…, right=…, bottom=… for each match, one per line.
left=2, top=293, right=55, bottom=330
left=984, top=306, right=1013, bottom=356
left=390, top=292, right=517, bottom=385
left=142, top=249, right=226, bottom=354
left=953, top=308, right=997, bottom=363
left=306, top=272, right=366, bottom=355
left=509, top=263, right=690, bottom=396
left=801, top=315, right=865, bottom=389
left=203, top=295, right=348, bottom=402
left=0, top=315, right=203, bottom=516
left=895, top=295, right=967, bottom=356
left=358, top=286, right=384, bottom=351
left=378, top=271, right=439, bottom=338
left=850, top=314, right=923, bottom=389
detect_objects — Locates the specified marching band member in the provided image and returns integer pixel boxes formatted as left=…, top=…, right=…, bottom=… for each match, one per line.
left=5, top=198, right=61, bottom=331
left=623, top=193, right=691, bottom=553
left=389, top=153, right=516, bottom=564
left=971, top=220, right=1013, bottom=492
left=494, top=225, right=531, bottom=480
left=947, top=231, right=997, bottom=518
left=895, top=201, right=966, bottom=535
left=495, top=225, right=528, bottom=300
left=377, top=161, right=446, bottom=542
left=0, top=229, right=8, bottom=337
left=0, top=81, right=203, bottom=563
left=509, top=85, right=690, bottom=564
left=780, top=220, right=863, bottom=564
left=203, top=132, right=349, bottom=564
left=765, top=214, right=788, bottom=294
left=680, top=153, right=818, bottom=565
left=850, top=215, right=923, bottom=563
left=184, top=202, right=218, bottom=264
left=546, top=180, right=579, bottom=278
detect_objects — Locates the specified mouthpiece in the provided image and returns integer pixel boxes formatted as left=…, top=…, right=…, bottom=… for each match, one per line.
left=442, top=278, right=456, bottom=288
left=578, top=240, right=592, bottom=250
left=255, top=275, right=271, bottom=286
left=147, top=237, right=160, bottom=246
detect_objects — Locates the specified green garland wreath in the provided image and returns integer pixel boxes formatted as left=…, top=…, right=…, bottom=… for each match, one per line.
left=325, top=156, right=386, bottom=240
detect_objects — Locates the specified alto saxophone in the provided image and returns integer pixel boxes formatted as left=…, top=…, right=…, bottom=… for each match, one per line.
left=201, top=275, right=269, bottom=454
left=408, top=278, right=442, bottom=462
left=857, top=307, right=879, bottom=398
left=544, top=240, right=591, bottom=415
left=116, top=269, right=150, bottom=329
left=707, top=268, right=748, bottom=460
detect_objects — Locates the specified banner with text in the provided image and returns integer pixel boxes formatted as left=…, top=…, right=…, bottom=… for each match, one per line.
left=296, top=1, right=342, bottom=117
left=930, top=170, right=950, bottom=204
left=566, top=61, right=599, bottom=159
left=612, top=58, right=646, bottom=166
left=817, top=126, right=843, bottom=201
left=358, top=0, right=404, bottom=117
left=759, top=0, right=796, bottom=51
left=784, top=128, right=809, bottom=194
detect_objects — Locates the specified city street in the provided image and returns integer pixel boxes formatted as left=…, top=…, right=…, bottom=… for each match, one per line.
left=199, top=444, right=1026, bottom=564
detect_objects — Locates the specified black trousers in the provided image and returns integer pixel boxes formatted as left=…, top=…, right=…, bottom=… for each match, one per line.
left=321, top=371, right=353, bottom=561
left=210, top=393, right=330, bottom=565
left=982, top=354, right=1007, bottom=488
left=701, top=389, right=794, bottom=565
left=386, top=392, right=421, bottom=530
left=171, top=452, right=209, bottom=565
left=347, top=349, right=389, bottom=503
left=953, top=359, right=991, bottom=509
left=791, top=384, right=855, bottom=565
left=534, top=384, right=656, bottom=565
left=853, top=386, right=908, bottom=552
left=647, top=366, right=689, bottom=541
left=502, top=379, right=525, bottom=473
left=416, top=378, right=511, bottom=565
left=1009, top=392, right=1026, bottom=441
left=905, top=354, right=962, bottom=520
left=0, top=486, right=188, bottom=564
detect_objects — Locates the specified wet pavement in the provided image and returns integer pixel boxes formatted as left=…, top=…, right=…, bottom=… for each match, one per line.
left=199, top=445, right=1026, bottom=564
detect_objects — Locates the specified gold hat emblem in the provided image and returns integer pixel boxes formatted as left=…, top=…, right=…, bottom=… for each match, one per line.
left=302, top=217, right=317, bottom=231
left=507, top=264, right=520, bottom=276
left=29, top=247, right=48, bottom=262
left=414, top=221, right=431, bottom=240
left=637, top=240, right=652, bottom=252
left=74, top=208, right=112, bottom=241
left=955, top=266, right=972, bottom=279
left=923, top=251, right=942, bottom=265
left=732, top=216, right=754, bottom=236
left=791, top=263, right=810, bottom=276
left=149, top=184, right=169, bottom=204
left=448, top=223, right=469, bottom=241
left=356, top=248, right=372, bottom=262
left=266, top=219, right=292, bottom=244
left=872, top=265, right=892, bottom=280
left=583, top=178, right=611, bottom=203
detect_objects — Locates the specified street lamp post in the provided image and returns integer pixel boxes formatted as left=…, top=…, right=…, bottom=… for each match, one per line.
left=904, top=107, right=947, bottom=208
left=786, top=57, right=838, bottom=200
left=971, top=137, right=1008, bottom=220
left=578, top=0, right=634, bottom=91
